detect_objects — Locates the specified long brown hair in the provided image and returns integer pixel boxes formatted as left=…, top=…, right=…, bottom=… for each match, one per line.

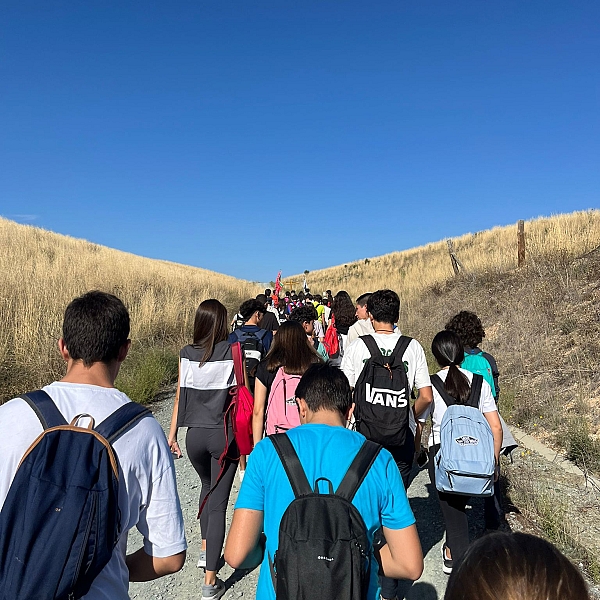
left=265, top=320, right=322, bottom=375
left=192, top=299, right=228, bottom=364
left=332, top=290, right=356, bottom=328
left=445, top=532, right=590, bottom=600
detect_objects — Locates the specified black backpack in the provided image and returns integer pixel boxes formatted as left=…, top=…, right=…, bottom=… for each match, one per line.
left=234, top=328, right=268, bottom=383
left=268, top=433, right=382, bottom=600
left=353, top=335, right=413, bottom=449
left=0, top=390, right=150, bottom=600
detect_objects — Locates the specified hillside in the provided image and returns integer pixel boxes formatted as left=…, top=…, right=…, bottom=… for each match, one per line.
left=0, top=217, right=260, bottom=403
left=299, top=210, right=600, bottom=577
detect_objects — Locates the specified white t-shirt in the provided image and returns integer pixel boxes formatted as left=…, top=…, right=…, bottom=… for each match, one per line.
left=341, top=332, right=432, bottom=435
left=419, top=368, right=497, bottom=448
left=313, top=319, right=325, bottom=339
left=347, top=318, right=375, bottom=346
left=0, top=382, right=187, bottom=600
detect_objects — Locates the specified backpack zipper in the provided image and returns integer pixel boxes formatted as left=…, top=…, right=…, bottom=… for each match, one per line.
left=71, top=492, right=97, bottom=593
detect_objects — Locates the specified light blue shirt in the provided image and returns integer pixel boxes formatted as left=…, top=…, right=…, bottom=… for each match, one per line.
left=236, top=424, right=415, bottom=600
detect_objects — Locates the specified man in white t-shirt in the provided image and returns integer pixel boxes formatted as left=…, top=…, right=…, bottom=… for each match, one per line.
left=341, top=289, right=432, bottom=600
left=347, top=292, right=375, bottom=345
left=0, top=291, right=187, bottom=600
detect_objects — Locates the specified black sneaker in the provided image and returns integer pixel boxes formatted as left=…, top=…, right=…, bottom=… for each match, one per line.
left=441, top=543, right=453, bottom=575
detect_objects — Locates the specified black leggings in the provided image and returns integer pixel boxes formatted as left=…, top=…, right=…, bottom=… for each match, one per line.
left=186, top=427, right=238, bottom=571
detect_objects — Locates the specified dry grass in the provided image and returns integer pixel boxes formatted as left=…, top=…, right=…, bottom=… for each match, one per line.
left=0, top=217, right=260, bottom=402
left=298, top=210, right=600, bottom=311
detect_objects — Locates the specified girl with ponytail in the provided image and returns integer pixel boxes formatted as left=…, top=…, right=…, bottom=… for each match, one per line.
left=420, top=330, right=502, bottom=575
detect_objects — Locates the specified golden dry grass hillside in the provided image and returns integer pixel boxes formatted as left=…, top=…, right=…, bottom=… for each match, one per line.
left=0, top=217, right=260, bottom=403
left=300, top=210, right=600, bottom=310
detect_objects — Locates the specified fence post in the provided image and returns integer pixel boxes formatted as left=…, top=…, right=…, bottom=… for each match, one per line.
left=518, top=220, right=525, bottom=267
left=447, top=240, right=460, bottom=276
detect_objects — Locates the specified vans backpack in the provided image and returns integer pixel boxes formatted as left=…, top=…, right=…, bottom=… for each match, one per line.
left=0, top=390, right=150, bottom=600
left=461, top=351, right=496, bottom=399
left=431, top=374, right=495, bottom=497
left=265, top=368, right=302, bottom=435
left=353, top=335, right=412, bottom=449
left=268, top=434, right=381, bottom=600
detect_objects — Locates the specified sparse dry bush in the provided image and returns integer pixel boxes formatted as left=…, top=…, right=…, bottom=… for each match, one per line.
left=0, top=218, right=260, bottom=403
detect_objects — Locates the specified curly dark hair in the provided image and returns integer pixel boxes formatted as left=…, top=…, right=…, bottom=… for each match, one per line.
left=332, top=291, right=356, bottom=328
left=445, top=311, right=485, bottom=349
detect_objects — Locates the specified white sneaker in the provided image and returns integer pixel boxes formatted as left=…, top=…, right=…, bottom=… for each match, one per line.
left=238, top=469, right=245, bottom=482
left=202, top=578, right=226, bottom=600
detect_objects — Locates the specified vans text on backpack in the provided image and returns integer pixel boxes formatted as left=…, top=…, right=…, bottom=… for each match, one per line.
left=268, top=434, right=382, bottom=600
left=431, top=374, right=496, bottom=497
left=0, top=390, right=150, bottom=600
left=353, top=335, right=412, bottom=448
left=265, top=368, right=302, bottom=435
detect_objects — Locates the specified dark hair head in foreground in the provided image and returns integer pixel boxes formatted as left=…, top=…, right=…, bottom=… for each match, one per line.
left=445, top=310, right=485, bottom=349
left=366, top=289, right=400, bottom=324
left=295, top=363, right=352, bottom=415
left=444, top=532, right=590, bottom=600
left=63, top=290, right=130, bottom=367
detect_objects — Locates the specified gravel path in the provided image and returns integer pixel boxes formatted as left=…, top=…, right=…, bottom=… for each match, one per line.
left=127, top=392, right=496, bottom=600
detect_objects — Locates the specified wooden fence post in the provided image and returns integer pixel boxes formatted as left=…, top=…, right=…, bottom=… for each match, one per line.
left=447, top=239, right=461, bottom=276
left=518, top=220, right=525, bottom=267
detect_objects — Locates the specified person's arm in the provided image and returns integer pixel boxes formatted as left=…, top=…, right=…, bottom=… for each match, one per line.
left=167, top=361, right=182, bottom=458
left=413, top=386, right=433, bottom=420
left=484, top=410, right=503, bottom=469
left=375, top=525, right=423, bottom=581
left=224, top=508, right=265, bottom=570
left=253, top=378, right=268, bottom=443
left=126, top=548, right=186, bottom=581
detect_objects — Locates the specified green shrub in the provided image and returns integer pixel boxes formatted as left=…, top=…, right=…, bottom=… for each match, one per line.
left=558, top=420, right=600, bottom=474
left=116, top=349, right=179, bottom=405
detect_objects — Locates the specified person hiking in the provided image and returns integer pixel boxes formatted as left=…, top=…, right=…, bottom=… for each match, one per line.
left=329, top=290, right=356, bottom=366
left=289, top=304, right=329, bottom=362
left=168, top=299, right=242, bottom=600
left=418, top=330, right=502, bottom=574
left=0, top=291, right=186, bottom=600
left=228, top=298, right=272, bottom=393
left=225, top=363, right=423, bottom=600
left=256, top=293, right=280, bottom=334
left=252, top=320, right=323, bottom=443
left=342, top=288, right=432, bottom=600
left=444, top=310, right=516, bottom=531
left=347, top=292, right=375, bottom=345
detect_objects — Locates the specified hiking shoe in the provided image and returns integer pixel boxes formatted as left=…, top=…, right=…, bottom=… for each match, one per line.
left=441, top=543, right=453, bottom=575
left=238, top=469, right=245, bottom=483
left=197, top=549, right=206, bottom=568
left=202, top=578, right=226, bottom=600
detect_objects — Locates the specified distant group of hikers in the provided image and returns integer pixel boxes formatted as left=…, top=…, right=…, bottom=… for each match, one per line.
left=0, top=289, right=590, bottom=600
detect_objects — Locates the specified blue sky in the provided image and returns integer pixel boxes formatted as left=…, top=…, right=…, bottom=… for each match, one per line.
left=1, top=1, right=599, bottom=282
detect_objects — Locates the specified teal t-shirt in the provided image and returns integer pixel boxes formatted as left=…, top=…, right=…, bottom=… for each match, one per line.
left=235, top=424, right=416, bottom=600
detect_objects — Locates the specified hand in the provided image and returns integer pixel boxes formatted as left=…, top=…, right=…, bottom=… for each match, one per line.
left=169, top=439, right=182, bottom=459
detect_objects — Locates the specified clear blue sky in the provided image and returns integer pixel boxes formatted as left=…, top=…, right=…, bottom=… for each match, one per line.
left=1, top=1, right=599, bottom=282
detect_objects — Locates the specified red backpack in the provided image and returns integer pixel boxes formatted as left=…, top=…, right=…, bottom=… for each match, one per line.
left=230, top=341, right=255, bottom=455
left=323, top=313, right=339, bottom=356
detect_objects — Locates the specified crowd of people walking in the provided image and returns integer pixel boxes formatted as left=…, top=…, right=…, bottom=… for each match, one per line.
left=0, top=287, right=590, bottom=600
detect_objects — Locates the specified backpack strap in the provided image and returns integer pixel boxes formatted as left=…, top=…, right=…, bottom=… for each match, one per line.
left=95, top=402, right=152, bottom=444
left=360, top=335, right=383, bottom=359
left=20, top=390, right=67, bottom=429
left=335, top=440, right=382, bottom=502
left=466, top=374, right=483, bottom=409
left=270, top=433, right=312, bottom=498
left=430, top=374, right=458, bottom=407
left=389, top=335, right=412, bottom=364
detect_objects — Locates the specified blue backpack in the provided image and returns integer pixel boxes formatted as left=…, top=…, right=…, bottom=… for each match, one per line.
left=0, top=390, right=150, bottom=600
left=431, top=374, right=495, bottom=497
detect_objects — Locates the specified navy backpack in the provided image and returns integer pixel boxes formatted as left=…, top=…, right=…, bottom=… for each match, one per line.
left=0, top=390, right=150, bottom=600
